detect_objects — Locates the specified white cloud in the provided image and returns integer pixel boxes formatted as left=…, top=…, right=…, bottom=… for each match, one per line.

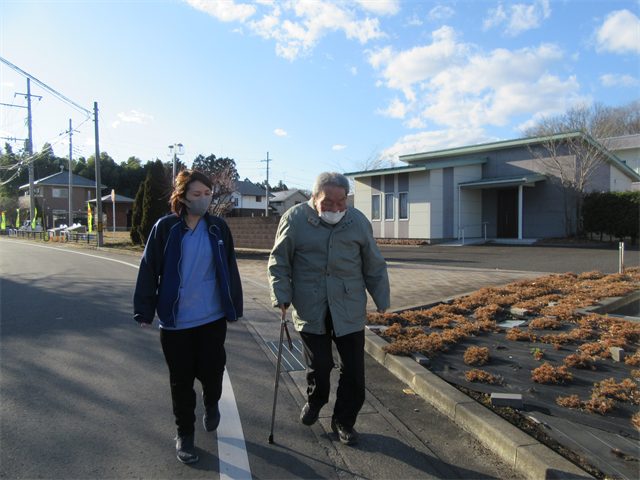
left=333, top=145, right=346, bottom=150
left=483, top=0, right=551, bottom=36
left=350, top=66, right=357, bottom=75
left=369, top=27, right=580, bottom=132
left=184, top=0, right=256, bottom=22
left=274, top=129, right=288, bottom=136
left=354, top=0, right=400, bottom=16
left=384, top=128, right=498, bottom=161
left=112, top=110, right=153, bottom=128
left=377, top=97, right=408, bottom=119
left=247, top=1, right=386, bottom=60
left=429, top=6, right=455, bottom=21
left=596, top=10, right=640, bottom=55
left=600, top=73, right=639, bottom=87
left=404, top=14, right=422, bottom=26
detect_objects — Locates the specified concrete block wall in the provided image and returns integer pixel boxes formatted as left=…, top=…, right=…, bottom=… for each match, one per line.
left=224, top=216, right=280, bottom=250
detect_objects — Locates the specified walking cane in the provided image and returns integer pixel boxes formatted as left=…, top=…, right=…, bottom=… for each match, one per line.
left=268, top=310, right=293, bottom=444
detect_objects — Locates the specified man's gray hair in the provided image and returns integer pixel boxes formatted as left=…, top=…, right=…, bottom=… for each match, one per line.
left=312, top=172, right=350, bottom=197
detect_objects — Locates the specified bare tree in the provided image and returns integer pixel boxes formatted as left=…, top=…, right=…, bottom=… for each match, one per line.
left=523, top=100, right=638, bottom=237
left=206, top=166, right=237, bottom=217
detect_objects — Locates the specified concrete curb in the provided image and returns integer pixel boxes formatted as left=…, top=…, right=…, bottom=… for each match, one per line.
left=363, top=328, right=594, bottom=480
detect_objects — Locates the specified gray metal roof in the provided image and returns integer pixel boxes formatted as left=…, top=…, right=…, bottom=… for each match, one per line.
left=88, top=193, right=135, bottom=203
left=603, top=134, right=640, bottom=151
left=19, top=171, right=107, bottom=190
left=269, top=190, right=310, bottom=201
left=234, top=181, right=272, bottom=197
left=458, top=173, right=547, bottom=189
left=344, top=157, right=488, bottom=178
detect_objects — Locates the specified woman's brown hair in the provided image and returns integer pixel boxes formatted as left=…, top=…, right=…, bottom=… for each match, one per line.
left=170, top=170, right=213, bottom=215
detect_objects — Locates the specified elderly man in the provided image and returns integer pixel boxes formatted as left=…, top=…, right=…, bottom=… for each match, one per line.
left=268, top=172, right=390, bottom=445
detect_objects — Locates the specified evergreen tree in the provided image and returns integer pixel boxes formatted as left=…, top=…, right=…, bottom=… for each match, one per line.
left=139, top=160, right=171, bottom=245
left=130, top=180, right=145, bottom=245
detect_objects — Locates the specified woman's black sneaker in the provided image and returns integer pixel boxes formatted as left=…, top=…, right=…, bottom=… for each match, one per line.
left=331, top=418, right=359, bottom=445
left=300, top=402, right=321, bottom=426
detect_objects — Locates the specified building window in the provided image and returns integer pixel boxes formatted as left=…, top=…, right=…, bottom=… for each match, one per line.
left=234, top=198, right=239, bottom=206
left=399, top=192, right=408, bottom=219
left=385, top=193, right=394, bottom=220
left=52, top=188, right=68, bottom=198
left=372, top=195, right=381, bottom=220
left=256, top=196, right=261, bottom=202
left=87, top=190, right=92, bottom=200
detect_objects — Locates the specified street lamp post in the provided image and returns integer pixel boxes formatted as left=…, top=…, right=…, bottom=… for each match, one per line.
left=167, top=143, right=184, bottom=182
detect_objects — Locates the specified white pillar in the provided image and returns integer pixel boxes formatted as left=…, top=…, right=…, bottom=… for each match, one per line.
left=518, top=184, right=523, bottom=240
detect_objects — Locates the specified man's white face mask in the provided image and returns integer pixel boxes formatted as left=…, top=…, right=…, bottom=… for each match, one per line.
left=319, top=210, right=346, bottom=224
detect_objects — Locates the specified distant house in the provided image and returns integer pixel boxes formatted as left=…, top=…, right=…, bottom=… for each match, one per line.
left=269, top=190, right=310, bottom=216
left=88, top=193, right=135, bottom=229
left=346, top=131, right=640, bottom=243
left=227, top=181, right=274, bottom=217
left=604, top=134, right=640, bottom=191
left=19, top=171, right=106, bottom=228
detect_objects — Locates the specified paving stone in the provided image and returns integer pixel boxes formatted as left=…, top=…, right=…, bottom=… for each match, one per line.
left=490, top=393, right=523, bottom=409
left=609, top=347, right=625, bottom=362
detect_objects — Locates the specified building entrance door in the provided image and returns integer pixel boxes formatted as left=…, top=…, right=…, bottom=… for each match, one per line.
left=497, top=188, right=518, bottom=238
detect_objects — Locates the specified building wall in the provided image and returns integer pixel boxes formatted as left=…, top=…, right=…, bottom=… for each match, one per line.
left=408, top=170, right=430, bottom=239
left=610, top=164, right=633, bottom=192
left=455, top=164, right=483, bottom=238
left=612, top=146, right=640, bottom=174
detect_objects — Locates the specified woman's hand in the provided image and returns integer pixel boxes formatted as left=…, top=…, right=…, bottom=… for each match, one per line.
left=139, top=323, right=152, bottom=327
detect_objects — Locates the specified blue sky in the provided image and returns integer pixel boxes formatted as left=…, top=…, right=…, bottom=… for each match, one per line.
left=1, top=0, right=639, bottom=191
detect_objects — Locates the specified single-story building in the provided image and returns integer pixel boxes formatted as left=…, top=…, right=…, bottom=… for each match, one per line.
left=346, top=132, right=640, bottom=243
left=269, top=190, right=310, bottom=216
left=19, top=171, right=106, bottom=228
left=88, top=193, right=135, bottom=229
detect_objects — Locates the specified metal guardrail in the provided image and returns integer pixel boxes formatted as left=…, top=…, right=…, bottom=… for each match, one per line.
left=1, top=229, right=97, bottom=245
left=457, top=222, right=488, bottom=245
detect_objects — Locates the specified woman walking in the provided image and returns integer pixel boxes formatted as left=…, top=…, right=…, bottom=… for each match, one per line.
left=133, top=169, right=243, bottom=463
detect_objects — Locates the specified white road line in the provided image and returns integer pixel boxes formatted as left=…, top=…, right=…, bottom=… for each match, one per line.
left=218, top=370, right=252, bottom=480
left=2, top=239, right=252, bottom=478
left=0, top=240, right=140, bottom=268
left=240, top=276, right=269, bottom=289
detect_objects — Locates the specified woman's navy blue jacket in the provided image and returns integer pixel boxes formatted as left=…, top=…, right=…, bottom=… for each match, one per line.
left=133, top=212, right=243, bottom=328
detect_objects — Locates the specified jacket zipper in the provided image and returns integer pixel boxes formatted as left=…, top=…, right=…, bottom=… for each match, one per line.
left=171, top=230, right=186, bottom=328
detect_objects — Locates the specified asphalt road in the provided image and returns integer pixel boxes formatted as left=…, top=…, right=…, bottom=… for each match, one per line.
left=376, top=243, right=640, bottom=274
left=1, top=239, right=524, bottom=480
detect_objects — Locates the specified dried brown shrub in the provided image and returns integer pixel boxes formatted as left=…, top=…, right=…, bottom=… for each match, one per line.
left=584, top=395, right=617, bottom=414
left=607, top=323, right=640, bottom=344
left=563, top=354, right=595, bottom=370
left=632, top=370, right=639, bottom=379
left=632, top=412, right=640, bottom=430
left=465, top=369, right=499, bottom=384
left=529, top=317, right=562, bottom=330
left=593, top=378, right=639, bottom=404
left=368, top=312, right=406, bottom=326
left=578, top=271, right=606, bottom=280
left=385, top=323, right=424, bottom=339
left=557, top=395, right=583, bottom=409
left=429, top=317, right=454, bottom=329
left=531, top=363, right=574, bottom=384
left=441, top=328, right=467, bottom=344
left=578, top=342, right=612, bottom=358
left=474, top=304, right=503, bottom=321
left=476, top=320, right=501, bottom=333
left=506, top=327, right=538, bottom=342
left=402, top=309, right=433, bottom=325
left=464, top=347, right=491, bottom=365
left=601, top=336, right=628, bottom=350
left=541, top=303, right=577, bottom=321
left=533, top=350, right=545, bottom=361
left=625, top=351, right=640, bottom=367
left=569, top=328, right=598, bottom=340
left=576, top=314, right=604, bottom=330
left=512, top=294, right=563, bottom=314
left=539, top=333, right=574, bottom=345
left=424, top=303, right=464, bottom=318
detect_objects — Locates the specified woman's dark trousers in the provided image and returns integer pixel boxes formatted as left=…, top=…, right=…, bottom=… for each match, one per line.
left=160, top=319, right=227, bottom=436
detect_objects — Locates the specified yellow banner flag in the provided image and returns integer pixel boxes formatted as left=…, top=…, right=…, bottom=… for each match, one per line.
left=88, top=203, right=93, bottom=233
left=1, top=212, right=5, bottom=230
left=32, top=208, right=37, bottom=229
left=16, top=209, right=19, bottom=227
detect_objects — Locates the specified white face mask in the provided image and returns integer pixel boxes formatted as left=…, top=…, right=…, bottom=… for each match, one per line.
left=319, top=210, right=346, bottom=224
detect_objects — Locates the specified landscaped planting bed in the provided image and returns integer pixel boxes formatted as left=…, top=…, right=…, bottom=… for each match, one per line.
left=367, top=268, right=640, bottom=479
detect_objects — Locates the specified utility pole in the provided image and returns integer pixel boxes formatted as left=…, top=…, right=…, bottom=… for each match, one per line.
left=94, top=102, right=103, bottom=247
left=16, top=79, right=41, bottom=224
left=261, top=152, right=271, bottom=217
left=67, top=119, right=79, bottom=227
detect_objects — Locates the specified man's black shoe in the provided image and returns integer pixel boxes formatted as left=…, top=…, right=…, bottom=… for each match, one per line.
left=331, top=418, right=359, bottom=445
left=175, top=434, right=198, bottom=463
left=300, top=402, right=322, bottom=426
left=203, top=403, right=220, bottom=432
